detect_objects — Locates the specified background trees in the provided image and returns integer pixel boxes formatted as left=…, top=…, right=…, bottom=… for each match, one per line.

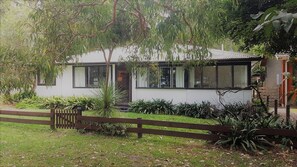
left=222, top=0, right=297, bottom=57
left=0, top=1, right=36, bottom=97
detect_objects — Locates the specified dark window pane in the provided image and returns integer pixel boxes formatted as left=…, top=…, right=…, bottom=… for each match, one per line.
left=172, top=68, right=176, bottom=88
left=99, top=66, right=106, bottom=81
left=88, top=66, right=99, bottom=87
left=218, top=66, right=232, bottom=88
left=160, top=67, right=171, bottom=88
left=194, top=67, right=202, bottom=88
left=148, top=68, right=159, bottom=88
left=203, top=66, right=216, bottom=88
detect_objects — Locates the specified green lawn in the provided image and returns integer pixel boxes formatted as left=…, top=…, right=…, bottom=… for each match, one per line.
left=1, top=109, right=297, bottom=166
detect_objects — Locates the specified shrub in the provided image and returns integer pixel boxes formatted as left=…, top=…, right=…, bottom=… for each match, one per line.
left=79, top=122, right=128, bottom=137
left=175, top=102, right=217, bottom=118
left=16, top=96, right=44, bottom=109
left=216, top=115, right=275, bottom=152
left=215, top=103, right=297, bottom=152
left=219, top=102, right=268, bottom=119
left=16, top=96, right=97, bottom=110
left=129, top=99, right=217, bottom=118
left=129, top=99, right=175, bottom=115
left=12, top=90, right=36, bottom=103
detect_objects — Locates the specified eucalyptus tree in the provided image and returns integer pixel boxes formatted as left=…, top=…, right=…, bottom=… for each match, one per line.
left=0, top=0, right=37, bottom=96
left=29, top=0, right=225, bottom=85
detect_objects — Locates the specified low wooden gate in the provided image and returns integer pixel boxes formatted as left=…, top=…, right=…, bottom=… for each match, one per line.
left=53, top=109, right=81, bottom=129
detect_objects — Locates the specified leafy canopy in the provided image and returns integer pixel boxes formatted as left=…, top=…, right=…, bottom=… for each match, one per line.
left=222, top=0, right=297, bottom=57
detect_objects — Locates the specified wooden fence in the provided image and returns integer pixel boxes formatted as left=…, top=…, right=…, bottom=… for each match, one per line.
left=0, top=109, right=80, bottom=129
left=75, top=115, right=297, bottom=147
left=75, top=116, right=232, bottom=141
left=0, top=110, right=54, bottom=129
left=1, top=109, right=296, bottom=148
left=54, top=109, right=80, bottom=129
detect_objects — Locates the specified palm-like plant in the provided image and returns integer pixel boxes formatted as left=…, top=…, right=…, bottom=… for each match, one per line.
left=95, top=81, right=125, bottom=117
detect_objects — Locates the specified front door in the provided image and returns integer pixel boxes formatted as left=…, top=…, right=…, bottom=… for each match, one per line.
left=116, top=64, right=130, bottom=103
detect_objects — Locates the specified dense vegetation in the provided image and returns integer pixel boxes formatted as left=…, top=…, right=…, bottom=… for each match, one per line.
left=221, top=0, right=297, bottom=57
left=16, top=96, right=96, bottom=110
left=129, top=99, right=218, bottom=119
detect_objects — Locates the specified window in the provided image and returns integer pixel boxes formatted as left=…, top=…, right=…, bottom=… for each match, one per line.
left=189, top=66, right=216, bottom=88
left=174, top=67, right=185, bottom=88
left=203, top=66, right=216, bottom=88
left=136, top=64, right=249, bottom=89
left=137, top=66, right=184, bottom=88
left=136, top=68, right=148, bottom=87
left=188, top=64, right=249, bottom=89
left=234, top=65, right=248, bottom=88
left=160, top=67, right=171, bottom=88
left=148, top=67, right=160, bottom=88
left=73, top=65, right=106, bottom=88
left=218, top=66, right=232, bottom=88
left=37, top=72, right=56, bottom=86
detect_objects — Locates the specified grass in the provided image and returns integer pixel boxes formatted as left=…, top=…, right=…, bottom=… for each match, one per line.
left=1, top=108, right=297, bottom=166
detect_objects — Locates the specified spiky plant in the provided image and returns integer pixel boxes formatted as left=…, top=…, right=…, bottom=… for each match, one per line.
left=95, top=81, right=125, bottom=117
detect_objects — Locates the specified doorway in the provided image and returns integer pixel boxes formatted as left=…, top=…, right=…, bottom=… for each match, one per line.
left=116, top=64, right=131, bottom=104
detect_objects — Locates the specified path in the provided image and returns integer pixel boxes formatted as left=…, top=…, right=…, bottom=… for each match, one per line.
left=269, top=107, right=297, bottom=123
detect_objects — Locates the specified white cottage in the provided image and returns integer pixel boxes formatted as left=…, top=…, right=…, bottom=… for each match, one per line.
left=35, top=48, right=261, bottom=106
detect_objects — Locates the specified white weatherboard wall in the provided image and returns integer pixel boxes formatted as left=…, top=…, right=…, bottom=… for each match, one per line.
left=131, top=75, right=252, bottom=105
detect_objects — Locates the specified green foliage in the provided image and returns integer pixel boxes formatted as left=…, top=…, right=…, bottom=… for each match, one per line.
left=16, top=96, right=44, bottom=109
left=129, top=99, right=217, bottom=118
left=0, top=1, right=34, bottom=90
left=128, top=99, right=175, bottom=115
left=222, top=0, right=297, bottom=57
left=216, top=102, right=297, bottom=152
left=80, top=123, right=127, bottom=137
left=216, top=117, right=274, bottom=152
left=16, top=96, right=96, bottom=110
left=219, top=102, right=268, bottom=119
left=94, top=82, right=124, bottom=117
left=11, top=90, right=36, bottom=103
left=175, top=102, right=218, bottom=118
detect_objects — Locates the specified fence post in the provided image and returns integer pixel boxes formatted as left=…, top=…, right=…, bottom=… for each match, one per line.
left=274, top=99, right=278, bottom=116
left=286, top=105, right=290, bottom=125
left=137, top=118, right=142, bottom=138
left=50, top=109, right=55, bottom=130
left=75, top=109, right=82, bottom=130
left=266, top=96, right=270, bottom=110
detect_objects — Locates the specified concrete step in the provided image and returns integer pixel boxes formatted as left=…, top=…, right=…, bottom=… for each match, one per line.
left=115, top=104, right=129, bottom=112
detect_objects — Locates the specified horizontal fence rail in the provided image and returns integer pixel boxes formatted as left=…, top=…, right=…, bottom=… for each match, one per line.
left=76, top=115, right=297, bottom=148
left=76, top=115, right=229, bottom=141
left=0, top=109, right=54, bottom=128
left=0, top=110, right=51, bottom=117
left=0, top=117, right=51, bottom=125
left=1, top=109, right=296, bottom=148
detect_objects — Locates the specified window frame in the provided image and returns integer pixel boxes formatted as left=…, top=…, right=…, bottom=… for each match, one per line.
left=136, top=62, right=251, bottom=90
left=37, top=72, right=56, bottom=86
left=72, top=64, right=110, bottom=88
